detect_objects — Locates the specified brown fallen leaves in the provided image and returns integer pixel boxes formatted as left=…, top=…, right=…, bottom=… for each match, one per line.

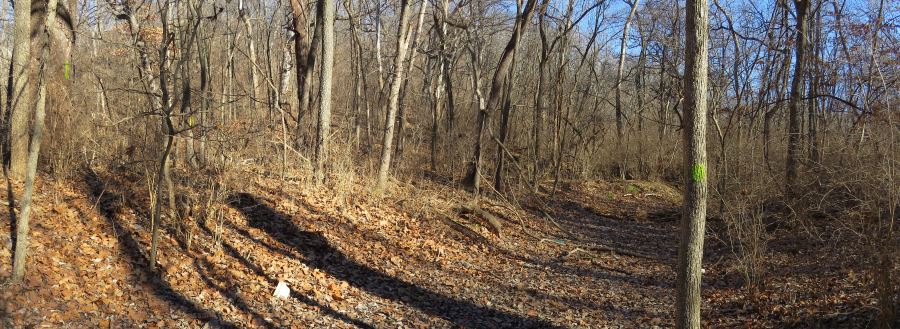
left=0, top=172, right=889, bottom=328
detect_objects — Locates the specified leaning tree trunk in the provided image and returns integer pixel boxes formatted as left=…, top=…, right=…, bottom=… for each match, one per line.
left=313, top=0, right=335, bottom=184
left=10, top=0, right=58, bottom=282
left=785, top=0, right=809, bottom=198
left=463, top=0, right=538, bottom=195
left=375, top=0, right=414, bottom=192
left=675, top=0, right=709, bottom=326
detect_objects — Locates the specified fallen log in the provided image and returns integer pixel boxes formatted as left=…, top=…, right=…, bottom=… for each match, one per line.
left=459, top=202, right=503, bottom=238
left=436, top=213, right=493, bottom=245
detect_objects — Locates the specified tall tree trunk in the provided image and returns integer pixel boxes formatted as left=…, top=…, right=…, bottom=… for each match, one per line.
left=149, top=0, right=175, bottom=272
left=433, top=1, right=455, bottom=171
left=786, top=0, right=809, bottom=198
left=807, top=5, right=821, bottom=164
left=614, top=0, right=639, bottom=180
left=532, top=0, right=550, bottom=192
left=277, top=27, right=294, bottom=179
left=290, top=0, right=310, bottom=145
left=7, top=0, right=33, bottom=178
left=375, top=0, right=413, bottom=192
left=240, top=1, right=259, bottom=110
left=635, top=31, right=648, bottom=177
left=313, top=0, right=335, bottom=184
left=428, top=55, right=442, bottom=173
left=299, top=0, right=323, bottom=147
left=493, top=65, right=515, bottom=193
left=10, top=0, right=57, bottom=282
left=675, top=0, right=709, bottom=326
left=394, top=0, right=429, bottom=167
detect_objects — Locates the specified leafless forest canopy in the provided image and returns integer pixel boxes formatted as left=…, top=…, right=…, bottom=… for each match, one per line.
left=0, top=0, right=897, bottom=327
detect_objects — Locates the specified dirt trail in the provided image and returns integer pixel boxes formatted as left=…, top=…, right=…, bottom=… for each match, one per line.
left=0, top=171, right=886, bottom=328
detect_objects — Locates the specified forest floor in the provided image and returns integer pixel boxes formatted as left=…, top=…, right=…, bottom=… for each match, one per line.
left=0, top=167, right=892, bottom=328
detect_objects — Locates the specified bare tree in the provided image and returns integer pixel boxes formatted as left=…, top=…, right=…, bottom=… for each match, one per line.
left=463, top=0, right=538, bottom=195
left=614, top=0, right=639, bottom=180
left=239, top=0, right=260, bottom=110
left=10, top=0, right=58, bottom=283
left=314, top=0, right=335, bottom=184
left=375, top=0, right=413, bottom=192
left=394, top=0, right=429, bottom=166
left=785, top=0, right=809, bottom=197
left=675, top=0, right=709, bottom=326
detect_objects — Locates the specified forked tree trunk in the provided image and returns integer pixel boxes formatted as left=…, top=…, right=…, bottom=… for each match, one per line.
left=11, top=0, right=57, bottom=282
left=394, top=0, right=428, bottom=167
left=675, top=0, right=709, bottom=326
left=150, top=0, right=175, bottom=272
left=375, top=0, right=413, bottom=192
left=463, top=0, right=538, bottom=195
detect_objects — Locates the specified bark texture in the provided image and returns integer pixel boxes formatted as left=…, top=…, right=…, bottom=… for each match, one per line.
left=675, top=0, right=709, bottom=326
left=314, top=0, right=335, bottom=184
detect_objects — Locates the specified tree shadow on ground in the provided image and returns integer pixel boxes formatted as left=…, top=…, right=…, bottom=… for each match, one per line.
left=529, top=199, right=677, bottom=260
left=195, top=217, right=375, bottom=328
left=83, top=170, right=242, bottom=328
left=227, top=192, right=561, bottom=329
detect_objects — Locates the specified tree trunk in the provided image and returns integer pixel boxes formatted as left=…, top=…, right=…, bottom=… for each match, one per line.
left=786, top=0, right=809, bottom=198
left=614, top=0, right=639, bottom=180
left=7, top=0, right=33, bottom=178
left=149, top=0, right=175, bottom=272
left=427, top=55, right=442, bottom=173
left=463, top=0, right=538, bottom=194
left=533, top=0, right=550, bottom=192
left=313, top=0, right=335, bottom=184
left=10, top=0, right=57, bottom=282
left=299, top=0, right=323, bottom=147
left=675, top=0, right=709, bottom=326
left=807, top=5, right=821, bottom=164
left=240, top=2, right=259, bottom=110
left=394, top=0, right=429, bottom=167
left=493, top=67, right=515, bottom=193
left=290, top=0, right=311, bottom=146
left=374, top=0, right=414, bottom=191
